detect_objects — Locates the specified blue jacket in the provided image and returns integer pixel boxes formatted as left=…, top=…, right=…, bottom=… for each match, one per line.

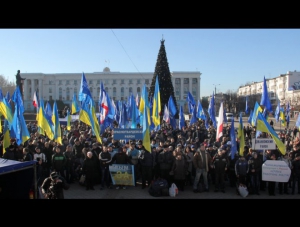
left=235, top=158, right=249, bottom=176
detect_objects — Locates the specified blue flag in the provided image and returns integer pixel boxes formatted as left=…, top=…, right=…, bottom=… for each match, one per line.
left=179, top=105, right=186, bottom=130
left=197, top=100, right=206, bottom=120
left=208, top=92, right=217, bottom=128
left=78, top=72, right=92, bottom=103
left=245, top=96, right=250, bottom=114
left=186, top=92, right=196, bottom=114
left=260, top=76, right=273, bottom=113
left=230, top=116, right=237, bottom=160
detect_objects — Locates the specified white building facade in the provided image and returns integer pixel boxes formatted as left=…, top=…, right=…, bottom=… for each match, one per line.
left=21, top=67, right=201, bottom=112
left=237, top=70, right=300, bottom=111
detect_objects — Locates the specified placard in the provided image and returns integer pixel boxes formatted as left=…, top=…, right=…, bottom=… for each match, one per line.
left=262, top=160, right=291, bottom=182
left=109, top=164, right=135, bottom=186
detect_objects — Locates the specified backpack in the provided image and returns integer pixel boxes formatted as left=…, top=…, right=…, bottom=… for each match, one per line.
left=148, top=178, right=169, bottom=197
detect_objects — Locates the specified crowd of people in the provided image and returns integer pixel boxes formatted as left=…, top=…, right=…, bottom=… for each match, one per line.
left=1, top=116, right=300, bottom=198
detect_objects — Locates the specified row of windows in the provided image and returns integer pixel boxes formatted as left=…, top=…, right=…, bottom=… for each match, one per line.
left=28, top=78, right=198, bottom=86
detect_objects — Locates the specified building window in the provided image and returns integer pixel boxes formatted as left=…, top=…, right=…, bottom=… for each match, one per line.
left=59, top=88, right=62, bottom=100
left=175, top=78, right=180, bottom=84
left=49, top=81, right=53, bottom=85
left=112, top=80, right=117, bottom=85
left=66, top=80, right=70, bottom=85
left=97, top=80, right=100, bottom=84
left=74, top=88, right=77, bottom=95
left=184, top=78, right=189, bottom=84
left=137, top=79, right=141, bottom=84
left=104, top=80, right=109, bottom=85
left=90, top=87, right=93, bottom=96
left=49, top=88, right=52, bottom=93
left=137, top=87, right=141, bottom=95
left=113, top=87, right=116, bottom=97
left=121, top=79, right=124, bottom=84
left=66, top=88, right=70, bottom=101
left=129, top=87, right=133, bottom=93
left=145, top=79, right=149, bottom=85
left=59, top=80, right=62, bottom=85
left=74, top=80, right=77, bottom=85
left=192, top=78, right=197, bottom=83
left=129, top=79, right=133, bottom=84
left=97, top=87, right=100, bottom=94
left=89, top=80, right=93, bottom=85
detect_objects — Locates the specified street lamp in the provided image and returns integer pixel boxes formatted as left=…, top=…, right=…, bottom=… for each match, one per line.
left=213, top=84, right=220, bottom=94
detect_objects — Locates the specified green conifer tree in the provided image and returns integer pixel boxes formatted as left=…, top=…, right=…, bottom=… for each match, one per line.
left=149, top=38, right=179, bottom=118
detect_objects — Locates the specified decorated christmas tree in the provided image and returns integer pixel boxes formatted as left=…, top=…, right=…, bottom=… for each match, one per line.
left=149, top=38, right=179, bottom=118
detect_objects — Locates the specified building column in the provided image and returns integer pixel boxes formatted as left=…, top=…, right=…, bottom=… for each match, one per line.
left=38, top=79, right=42, bottom=101
left=180, top=77, right=184, bottom=100
left=32, top=79, right=36, bottom=99
left=24, top=79, right=28, bottom=101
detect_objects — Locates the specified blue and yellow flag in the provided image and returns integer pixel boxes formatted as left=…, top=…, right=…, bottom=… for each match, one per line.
left=139, top=85, right=146, bottom=114
left=237, top=112, right=245, bottom=156
left=2, top=119, right=10, bottom=154
left=260, top=76, right=273, bottom=112
left=11, top=86, right=30, bottom=145
left=279, top=108, right=286, bottom=127
left=71, top=93, right=80, bottom=114
left=256, top=112, right=286, bottom=155
left=67, top=109, right=71, bottom=131
left=0, top=96, right=13, bottom=125
left=37, top=99, right=54, bottom=140
left=152, top=76, right=161, bottom=127
left=52, top=101, right=62, bottom=145
left=142, top=87, right=151, bottom=153
left=251, top=102, right=263, bottom=127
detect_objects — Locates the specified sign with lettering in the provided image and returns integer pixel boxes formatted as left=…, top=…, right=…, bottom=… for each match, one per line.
left=113, top=129, right=143, bottom=140
left=109, top=164, right=135, bottom=186
left=262, top=160, right=291, bottom=182
left=252, top=138, right=276, bottom=150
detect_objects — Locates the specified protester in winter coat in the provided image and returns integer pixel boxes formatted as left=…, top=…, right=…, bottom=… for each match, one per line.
left=192, top=144, right=212, bottom=193
left=248, top=151, right=262, bottom=195
left=82, top=151, right=98, bottom=190
left=212, top=148, right=228, bottom=193
left=171, top=152, right=188, bottom=191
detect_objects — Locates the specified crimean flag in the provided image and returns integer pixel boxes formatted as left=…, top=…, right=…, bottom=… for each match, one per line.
left=237, top=112, right=245, bottom=156
left=256, top=112, right=286, bottom=155
left=152, top=76, right=161, bottom=127
left=216, top=102, right=224, bottom=142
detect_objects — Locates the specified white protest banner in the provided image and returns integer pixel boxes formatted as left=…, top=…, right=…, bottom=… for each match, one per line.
left=252, top=138, right=276, bottom=150
left=262, top=160, right=291, bottom=182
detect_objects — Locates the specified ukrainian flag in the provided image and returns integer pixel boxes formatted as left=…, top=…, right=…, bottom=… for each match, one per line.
left=140, top=85, right=151, bottom=152
left=2, top=119, right=10, bottom=154
left=52, top=101, right=62, bottom=145
left=71, top=93, right=80, bottom=114
left=251, top=101, right=263, bottom=127
left=279, top=109, right=286, bottom=127
left=237, top=112, right=245, bottom=156
left=152, top=76, right=161, bottom=127
left=37, top=99, right=54, bottom=140
left=0, top=97, right=13, bottom=125
left=67, top=109, right=71, bottom=131
left=256, top=112, right=286, bottom=155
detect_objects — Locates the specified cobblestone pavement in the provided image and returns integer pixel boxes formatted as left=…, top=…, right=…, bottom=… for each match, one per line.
left=63, top=180, right=300, bottom=199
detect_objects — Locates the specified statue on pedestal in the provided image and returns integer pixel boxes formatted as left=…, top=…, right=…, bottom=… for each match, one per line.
left=16, top=70, right=26, bottom=98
